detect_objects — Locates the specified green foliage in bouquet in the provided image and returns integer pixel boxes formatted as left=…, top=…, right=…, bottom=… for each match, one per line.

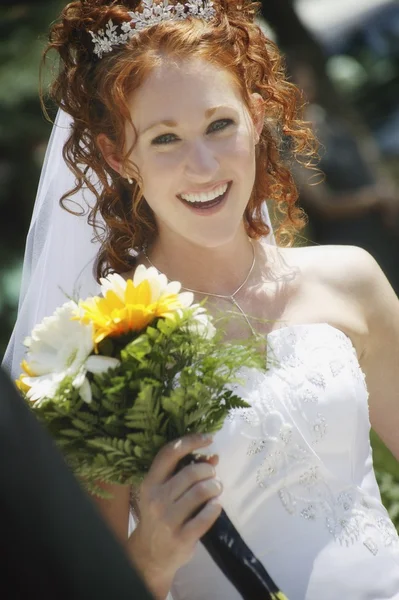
left=32, top=310, right=265, bottom=495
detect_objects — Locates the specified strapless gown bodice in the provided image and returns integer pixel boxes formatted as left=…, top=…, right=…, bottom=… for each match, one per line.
left=171, top=323, right=399, bottom=600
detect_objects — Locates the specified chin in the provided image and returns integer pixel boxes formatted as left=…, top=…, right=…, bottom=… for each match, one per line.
left=183, top=223, right=246, bottom=250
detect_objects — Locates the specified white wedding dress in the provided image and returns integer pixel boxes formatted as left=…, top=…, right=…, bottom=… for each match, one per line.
left=170, top=323, right=399, bottom=600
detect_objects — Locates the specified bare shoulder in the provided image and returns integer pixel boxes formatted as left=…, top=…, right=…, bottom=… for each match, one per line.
left=276, top=244, right=398, bottom=352
left=281, top=244, right=381, bottom=292
left=270, top=243, right=399, bottom=458
left=280, top=244, right=391, bottom=312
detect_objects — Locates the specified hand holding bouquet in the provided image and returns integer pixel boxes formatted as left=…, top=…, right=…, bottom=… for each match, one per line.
left=16, top=264, right=288, bottom=600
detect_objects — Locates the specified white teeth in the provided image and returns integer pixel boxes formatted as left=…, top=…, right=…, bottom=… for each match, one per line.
left=181, top=182, right=228, bottom=203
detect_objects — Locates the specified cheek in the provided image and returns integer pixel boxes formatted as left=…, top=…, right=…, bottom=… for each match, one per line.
left=134, top=150, right=181, bottom=197
left=143, top=148, right=187, bottom=177
left=226, top=130, right=256, bottom=170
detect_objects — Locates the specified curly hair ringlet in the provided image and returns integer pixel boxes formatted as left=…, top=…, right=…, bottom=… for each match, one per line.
left=41, top=0, right=318, bottom=282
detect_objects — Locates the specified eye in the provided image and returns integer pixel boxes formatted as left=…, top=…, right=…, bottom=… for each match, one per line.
left=151, top=133, right=179, bottom=146
left=207, top=119, right=234, bottom=133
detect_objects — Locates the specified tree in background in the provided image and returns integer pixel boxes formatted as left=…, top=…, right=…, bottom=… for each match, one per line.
left=0, top=1, right=63, bottom=357
left=260, top=0, right=351, bottom=118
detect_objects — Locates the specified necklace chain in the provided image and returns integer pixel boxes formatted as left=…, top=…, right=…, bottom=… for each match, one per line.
left=142, top=241, right=258, bottom=338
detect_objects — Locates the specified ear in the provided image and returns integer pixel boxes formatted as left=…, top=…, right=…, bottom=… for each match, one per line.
left=250, top=93, right=265, bottom=143
left=97, top=133, right=123, bottom=175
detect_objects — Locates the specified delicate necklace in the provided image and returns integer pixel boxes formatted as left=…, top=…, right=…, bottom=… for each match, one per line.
left=143, top=241, right=258, bottom=338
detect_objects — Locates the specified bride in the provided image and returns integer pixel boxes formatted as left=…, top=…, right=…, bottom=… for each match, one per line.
left=4, top=1, right=399, bottom=599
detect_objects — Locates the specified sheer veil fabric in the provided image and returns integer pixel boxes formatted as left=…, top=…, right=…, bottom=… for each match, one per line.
left=2, top=109, right=275, bottom=380
left=3, top=110, right=101, bottom=379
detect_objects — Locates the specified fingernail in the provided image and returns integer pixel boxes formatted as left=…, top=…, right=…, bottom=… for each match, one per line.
left=201, top=433, right=213, bottom=443
left=214, top=478, right=223, bottom=492
left=207, top=453, right=218, bottom=461
left=209, top=497, right=222, bottom=507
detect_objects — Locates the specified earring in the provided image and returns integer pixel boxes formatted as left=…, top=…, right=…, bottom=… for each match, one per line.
left=127, top=176, right=133, bottom=184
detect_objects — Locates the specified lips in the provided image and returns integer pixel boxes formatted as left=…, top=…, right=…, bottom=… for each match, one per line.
left=178, top=181, right=232, bottom=211
left=180, top=192, right=224, bottom=210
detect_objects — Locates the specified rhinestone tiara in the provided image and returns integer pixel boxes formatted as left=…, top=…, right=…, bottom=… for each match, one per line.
left=89, top=0, right=216, bottom=59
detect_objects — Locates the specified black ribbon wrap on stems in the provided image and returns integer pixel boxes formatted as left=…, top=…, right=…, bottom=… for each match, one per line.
left=180, top=454, right=289, bottom=600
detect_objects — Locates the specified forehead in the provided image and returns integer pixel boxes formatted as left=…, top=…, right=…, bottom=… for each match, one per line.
left=128, top=57, right=245, bottom=124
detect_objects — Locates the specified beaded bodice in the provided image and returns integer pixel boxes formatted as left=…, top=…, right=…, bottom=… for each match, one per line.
left=171, top=323, right=399, bottom=600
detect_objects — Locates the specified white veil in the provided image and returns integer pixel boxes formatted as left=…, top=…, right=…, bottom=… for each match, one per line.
left=2, top=109, right=275, bottom=380
left=2, top=110, right=102, bottom=379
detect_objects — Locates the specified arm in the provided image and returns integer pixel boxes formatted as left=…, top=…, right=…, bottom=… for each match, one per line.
left=324, top=245, right=399, bottom=459
left=292, top=120, right=399, bottom=224
left=293, top=163, right=388, bottom=220
left=92, top=485, right=172, bottom=598
left=354, top=250, right=399, bottom=460
left=92, top=482, right=132, bottom=544
left=299, top=177, right=381, bottom=219
left=91, top=435, right=222, bottom=600
left=310, top=245, right=399, bottom=457
left=299, top=174, right=399, bottom=224
left=92, top=484, right=173, bottom=599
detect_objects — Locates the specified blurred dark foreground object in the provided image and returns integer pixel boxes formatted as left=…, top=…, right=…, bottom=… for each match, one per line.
left=0, top=366, right=154, bottom=600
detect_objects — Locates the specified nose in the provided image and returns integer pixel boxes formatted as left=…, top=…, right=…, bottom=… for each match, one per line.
left=184, top=139, right=219, bottom=183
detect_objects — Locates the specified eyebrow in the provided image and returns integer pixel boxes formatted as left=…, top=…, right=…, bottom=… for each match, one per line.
left=140, top=107, right=221, bottom=136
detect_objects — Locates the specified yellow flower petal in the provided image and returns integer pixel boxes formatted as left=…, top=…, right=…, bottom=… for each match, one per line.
left=15, top=376, right=31, bottom=394
left=126, top=279, right=152, bottom=306
left=21, top=359, right=37, bottom=377
left=78, top=270, right=191, bottom=343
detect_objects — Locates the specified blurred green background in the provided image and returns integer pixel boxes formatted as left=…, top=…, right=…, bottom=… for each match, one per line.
left=1, top=0, right=399, bottom=524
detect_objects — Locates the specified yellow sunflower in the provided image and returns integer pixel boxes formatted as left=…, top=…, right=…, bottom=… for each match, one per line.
left=78, top=267, right=194, bottom=345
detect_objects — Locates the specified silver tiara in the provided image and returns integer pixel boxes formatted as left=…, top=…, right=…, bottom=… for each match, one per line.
left=89, top=0, right=216, bottom=59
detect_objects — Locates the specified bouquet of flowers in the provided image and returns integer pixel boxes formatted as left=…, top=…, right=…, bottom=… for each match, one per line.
left=16, top=265, right=288, bottom=600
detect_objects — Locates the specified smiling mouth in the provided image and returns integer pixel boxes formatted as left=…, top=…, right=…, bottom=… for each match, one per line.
left=178, top=181, right=232, bottom=210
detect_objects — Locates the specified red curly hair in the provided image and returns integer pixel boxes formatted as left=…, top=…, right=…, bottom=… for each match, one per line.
left=42, top=0, right=317, bottom=280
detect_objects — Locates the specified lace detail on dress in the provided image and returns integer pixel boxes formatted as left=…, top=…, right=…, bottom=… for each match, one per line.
left=171, top=324, right=399, bottom=600
left=228, top=324, right=398, bottom=557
